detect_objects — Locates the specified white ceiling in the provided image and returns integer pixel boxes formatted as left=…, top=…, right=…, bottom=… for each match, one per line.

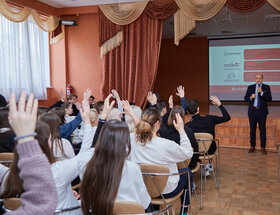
left=38, top=0, right=146, bottom=8
left=163, top=2, right=280, bottom=38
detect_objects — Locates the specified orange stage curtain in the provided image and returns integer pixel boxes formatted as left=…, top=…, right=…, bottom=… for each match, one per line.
left=226, top=0, right=266, bottom=12
left=101, top=12, right=162, bottom=108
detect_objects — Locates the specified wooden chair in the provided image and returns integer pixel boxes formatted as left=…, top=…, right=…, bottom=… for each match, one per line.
left=0, top=153, right=14, bottom=167
left=114, top=201, right=173, bottom=215
left=113, top=201, right=145, bottom=214
left=140, top=163, right=191, bottom=215
left=277, top=143, right=280, bottom=183
left=3, top=198, right=21, bottom=211
left=194, top=133, right=220, bottom=189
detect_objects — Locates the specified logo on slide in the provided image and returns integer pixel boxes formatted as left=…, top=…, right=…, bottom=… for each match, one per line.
left=224, top=62, right=240, bottom=68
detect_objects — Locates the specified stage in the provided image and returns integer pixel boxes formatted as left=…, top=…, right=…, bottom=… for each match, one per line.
left=186, top=103, right=280, bottom=152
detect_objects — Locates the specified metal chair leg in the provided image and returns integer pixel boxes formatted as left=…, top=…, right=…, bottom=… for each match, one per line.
left=277, top=147, right=280, bottom=183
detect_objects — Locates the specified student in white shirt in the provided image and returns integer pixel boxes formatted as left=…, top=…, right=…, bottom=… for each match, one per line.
left=80, top=94, right=151, bottom=215
left=130, top=107, right=194, bottom=214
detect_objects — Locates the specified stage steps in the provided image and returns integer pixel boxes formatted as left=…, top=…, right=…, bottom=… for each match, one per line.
left=216, top=117, right=278, bottom=152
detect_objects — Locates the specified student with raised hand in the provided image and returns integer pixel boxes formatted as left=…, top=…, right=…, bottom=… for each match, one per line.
left=130, top=108, right=193, bottom=214
left=80, top=121, right=151, bottom=215
left=1, top=91, right=57, bottom=215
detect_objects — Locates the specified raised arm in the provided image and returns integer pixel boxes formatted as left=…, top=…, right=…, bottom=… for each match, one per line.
left=7, top=92, right=57, bottom=215
left=210, top=95, right=231, bottom=124
left=121, top=100, right=139, bottom=125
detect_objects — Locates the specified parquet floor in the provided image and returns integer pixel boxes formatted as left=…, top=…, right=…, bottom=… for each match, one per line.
left=189, top=148, right=280, bottom=215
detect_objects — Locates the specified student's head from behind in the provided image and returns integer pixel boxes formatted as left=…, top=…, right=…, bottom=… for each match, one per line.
left=1, top=121, right=54, bottom=199
left=168, top=106, right=186, bottom=126
left=61, top=102, right=73, bottom=116
left=89, top=108, right=99, bottom=127
left=88, top=96, right=95, bottom=105
left=255, top=73, right=264, bottom=85
left=136, top=108, right=161, bottom=145
left=80, top=120, right=130, bottom=215
left=106, top=107, right=121, bottom=121
left=0, top=94, right=7, bottom=108
left=50, top=107, right=66, bottom=125
left=94, top=101, right=104, bottom=115
left=67, top=94, right=78, bottom=104
left=186, top=99, right=199, bottom=115
left=37, top=106, right=49, bottom=119
left=156, top=100, right=167, bottom=116
left=125, top=105, right=142, bottom=133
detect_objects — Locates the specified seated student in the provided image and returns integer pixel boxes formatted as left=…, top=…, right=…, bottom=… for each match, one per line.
left=129, top=108, right=193, bottom=214
left=125, top=105, right=142, bottom=133
left=159, top=106, right=199, bottom=170
left=2, top=96, right=94, bottom=215
left=88, top=95, right=95, bottom=108
left=48, top=93, right=80, bottom=116
left=0, top=92, right=57, bottom=215
left=80, top=119, right=151, bottom=215
left=0, top=94, right=7, bottom=108
left=186, top=96, right=231, bottom=155
left=39, top=112, right=75, bottom=161
left=94, top=101, right=104, bottom=117
left=0, top=108, right=15, bottom=153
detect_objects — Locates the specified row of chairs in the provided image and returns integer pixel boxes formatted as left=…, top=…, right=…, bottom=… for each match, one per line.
left=0, top=132, right=220, bottom=214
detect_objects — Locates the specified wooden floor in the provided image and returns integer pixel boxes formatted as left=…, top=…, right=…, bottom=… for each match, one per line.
left=189, top=147, right=280, bottom=215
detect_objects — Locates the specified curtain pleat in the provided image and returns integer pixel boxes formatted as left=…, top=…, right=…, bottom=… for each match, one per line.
left=226, top=0, right=266, bottom=12
left=144, top=0, right=179, bottom=19
left=267, top=0, right=280, bottom=10
left=175, top=0, right=227, bottom=21
left=101, top=13, right=162, bottom=108
left=99, top=1, right=148, bottom=25
left=174, top=9, right=195, bottom=46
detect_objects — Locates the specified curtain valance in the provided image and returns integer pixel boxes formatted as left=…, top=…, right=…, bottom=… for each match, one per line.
left=0, top=0, right=60, bottom=32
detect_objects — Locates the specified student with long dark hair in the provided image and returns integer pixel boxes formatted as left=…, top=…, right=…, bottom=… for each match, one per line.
left=79, top=95, right=151, bottom=215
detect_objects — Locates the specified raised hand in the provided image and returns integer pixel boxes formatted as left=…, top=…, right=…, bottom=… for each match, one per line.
left=101, top=94, right=115, bottom=120
left=9, top=92, right=38, bottom=144
left=175, top=85, right=185, bottom=98
left=210, top=95, right=221, bottom=106
left=83, top=88, right=92, bottom=101
left=60, top=90, right=66, bottom=102
left=147, top=91, right=157, bottom=106
left=173, top=113, right=185, bottom=134
left=111, top=89, right=120, bottom=101
left=168, top=95, right=173, bottom=109
left=80, top=98, right=90, bottom=124
left=121, top=100, right=139, bottom=125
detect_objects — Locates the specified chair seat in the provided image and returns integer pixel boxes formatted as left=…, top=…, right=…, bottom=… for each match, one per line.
left=199, top=154, right=215, bottom=160
left=151, top=190, right=184, bottom=205
left=191, top=162, right=200, bottom=174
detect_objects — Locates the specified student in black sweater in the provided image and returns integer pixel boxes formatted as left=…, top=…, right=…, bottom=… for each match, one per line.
left=158, top=105, right=199, bottom=170
left=186, top=96, right=231, bottom=155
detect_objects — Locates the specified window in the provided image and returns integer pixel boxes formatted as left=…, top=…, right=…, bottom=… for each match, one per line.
left=0, top=13, right=50, bottom=100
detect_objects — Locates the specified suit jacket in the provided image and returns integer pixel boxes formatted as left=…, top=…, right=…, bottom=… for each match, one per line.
left=244, top=83, right=272, bottom=116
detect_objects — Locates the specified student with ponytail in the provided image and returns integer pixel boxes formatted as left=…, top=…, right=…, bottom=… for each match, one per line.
left=130, top=107, right=193, bottom=213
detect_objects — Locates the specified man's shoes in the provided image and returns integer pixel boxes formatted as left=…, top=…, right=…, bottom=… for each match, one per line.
left=261, top=147, right=267, bottom=154
left=248, top=147, right=255, bottom=153
left=206, top=163, right=213, bottom=172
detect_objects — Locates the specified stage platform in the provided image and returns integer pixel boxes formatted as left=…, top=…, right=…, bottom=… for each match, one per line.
left=186, top=103, right=280, bottom=152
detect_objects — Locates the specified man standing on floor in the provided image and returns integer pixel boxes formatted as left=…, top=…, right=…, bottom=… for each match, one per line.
left=244, top=73, right=272, bottom=154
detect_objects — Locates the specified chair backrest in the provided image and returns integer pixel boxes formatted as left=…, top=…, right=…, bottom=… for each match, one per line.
left=177, top=159, right=191, bottom=170
left=4, top=198, right=21, bottom=211
left=140, top=164, right=170, bottom=198
left=194, top=133, right=213, bottom=153
left=113, top=201, right=145, bottom=214
left=0, top=153, right=14, bottom=166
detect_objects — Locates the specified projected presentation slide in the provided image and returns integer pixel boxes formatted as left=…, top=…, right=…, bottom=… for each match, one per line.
left=209, top=37, right=280, bottom=101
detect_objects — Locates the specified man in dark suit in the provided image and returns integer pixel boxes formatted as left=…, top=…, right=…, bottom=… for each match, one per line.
left=186, top=96, right=231, bottom=155
left=244, top=73, right=272, bottom=154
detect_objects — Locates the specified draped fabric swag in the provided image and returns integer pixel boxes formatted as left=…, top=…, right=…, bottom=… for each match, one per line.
left=99, top=0, right=280, bottom=108
left=226, top=0, right=266, bottom=12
